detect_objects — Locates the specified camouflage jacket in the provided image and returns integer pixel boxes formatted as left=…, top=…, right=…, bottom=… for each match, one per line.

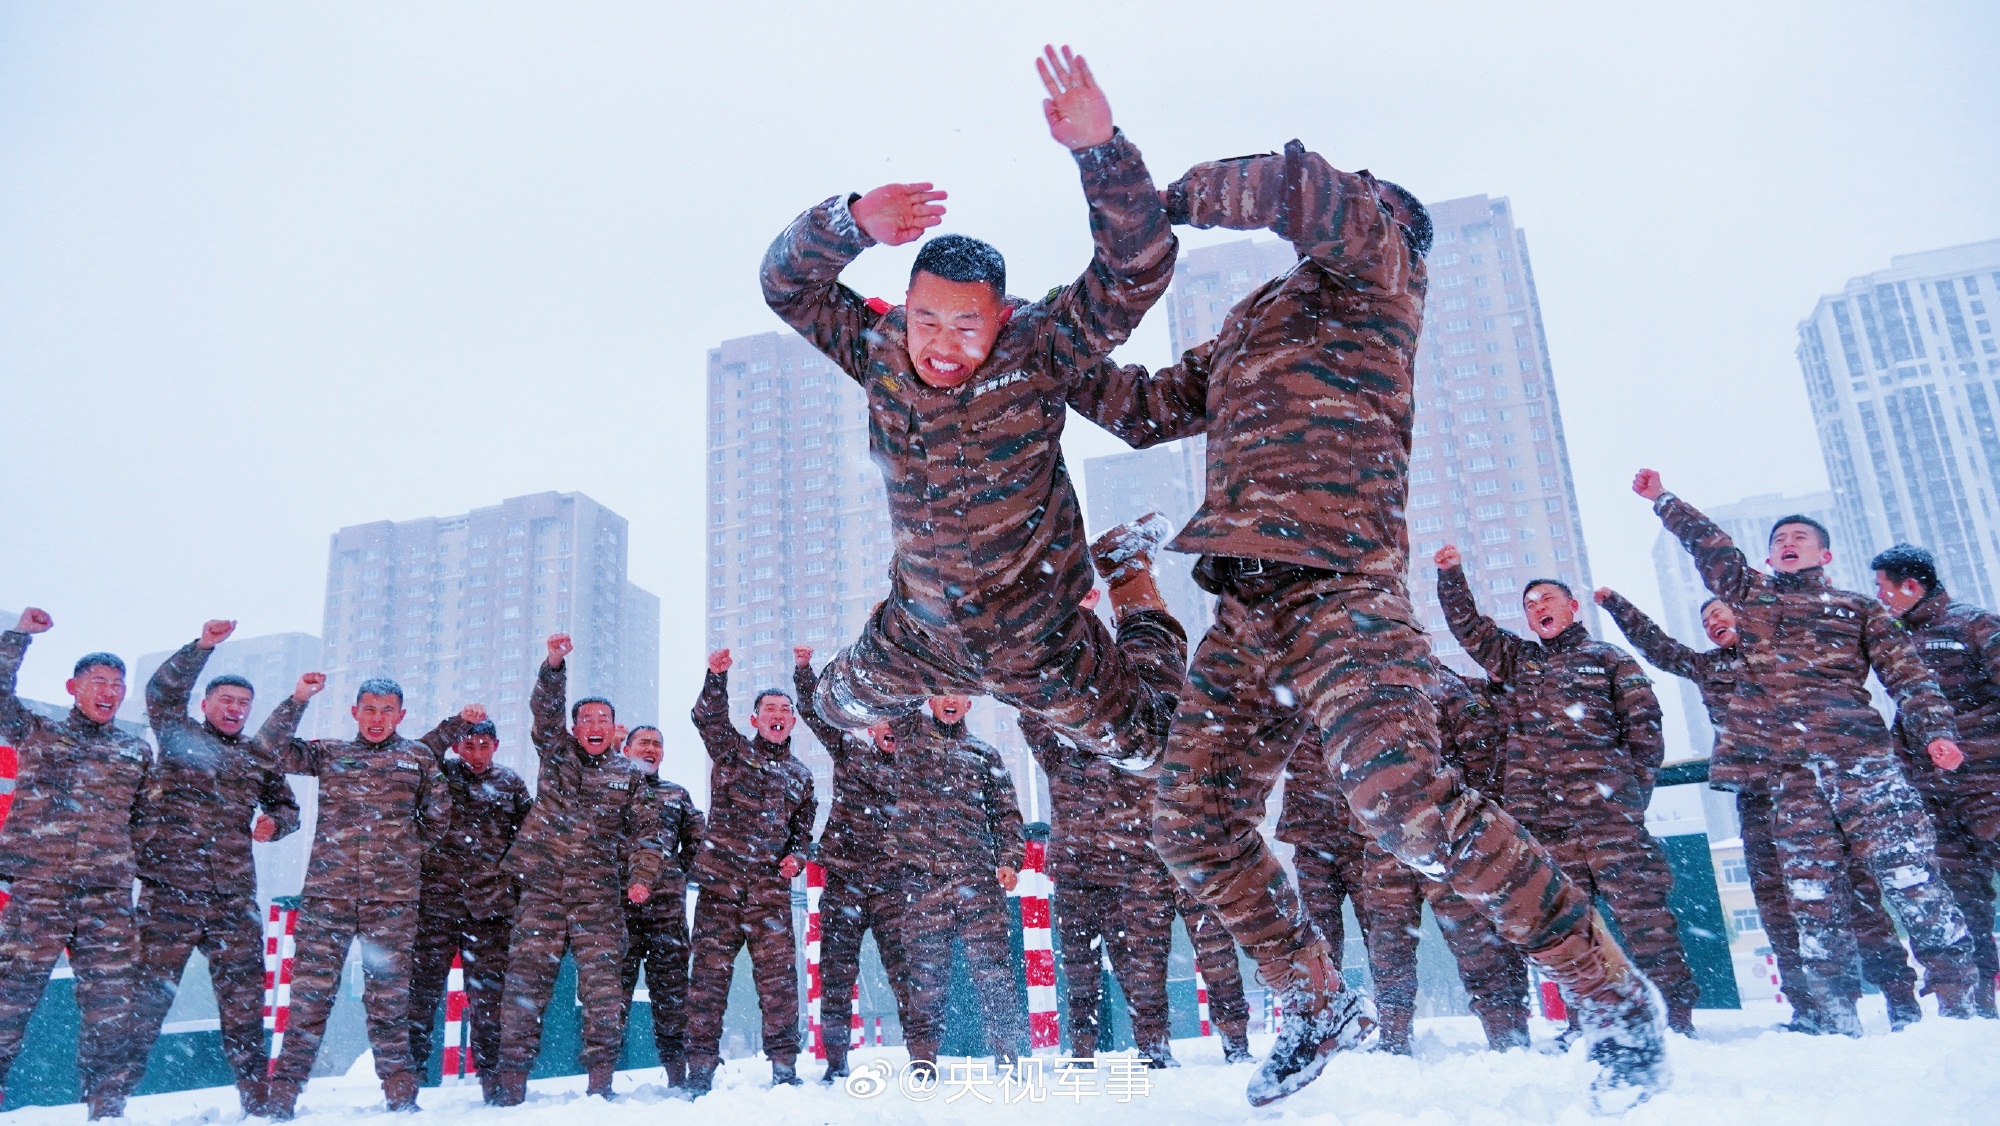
left=413, top=715, right=533, bottom=920
left=761, top=130, right=1175, bottom=640
left=1894, top=587, right=2000, bottom=785
left=796, top=663, right=899, bottom=874
left=1434, top=664, right=1509, bottom=795
left=627, top=774, right=703, bottom=926
left=1657, top=494, right=1956, bottom=767
left=267, top=697, right=450, bottom=903
left=1440, top=566, right=1664, bottom=830
left=1022, top=715, right=1167, bottom=890
left=1598, top=590, right=1752, bottom=791
left=504, top=662, right=664, bottom=899
left=135, top=640, right=301, bottom=897
left=0, top=630, right=151, bottom=890
left=689, top=671, right=816, bottom=898
left=1126, top=143, right=1428, bottom=582
left=889, top=715, right=1025, bottom=885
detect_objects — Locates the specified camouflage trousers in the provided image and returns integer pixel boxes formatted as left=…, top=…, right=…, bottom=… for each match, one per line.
left=1292, top=831, right=1420, bottom=1046
left=684, top=883, right=799, bottom=1069
left=0, top=881, right=140, bottom=1101
left=1054, top=871, right=1176, bottom=1056
left=1153, top=577, right=1600, bottom=999
left=1174, top=888, right=1250, bottom=1042
left=1534, top=823, right=1701, bottom=1015
left=812, top=600, right=1187, bottom=765
left=1737, top=789, right=1916, bottom=1011
left=1918, top=778, right=2000, bottom=1015
left=271, top=897, right=418, bottom=1085
left=1768, top=756, right=1974, bottom=1012
left=498, top=885, right=628, bottom=1074
left=128, top=884, right=269, bottom=1099
left=407, top=907, right=511, bottom=1078
left=901, top=871, right=1028, bottom=1063
left=1424, top=881, right=1531, bottom=1048
left=816, top=867, right=915, bottom=1074
left=620, top=890, right=691, bottom=1067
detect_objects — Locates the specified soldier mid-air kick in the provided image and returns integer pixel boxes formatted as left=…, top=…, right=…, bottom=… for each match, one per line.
left=759, top=45, right=1188, bottom=769
left=1637, top=470, right=1979, bottom=1034
left=1080, top=142, right=1673, bottom=1109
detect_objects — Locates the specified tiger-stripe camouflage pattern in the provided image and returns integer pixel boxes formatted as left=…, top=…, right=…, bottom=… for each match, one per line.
left=130, top=887, right=272, bottom=1105
left=1174, top=888, right=1252, bottom=1051
left=270, top=897, right=421, bottom=1087
left=0, top=883, right=142, bottom=1110
left=761, top=130, right=1186, bottom=763
left=1439, top=568, right=1697, bottom=1024
left=1598, top=591, right=1750, bottom=791
left=813, top=869, right=918, bottom=1077
left=620, top=773, right=704, bottom=1071
left=1891, top=586, right=2000, bottom=1015
left=1655, top=493, right=1977, bottom=1019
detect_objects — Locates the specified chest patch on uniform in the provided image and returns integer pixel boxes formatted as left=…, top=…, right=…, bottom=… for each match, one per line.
left=1927, top=640, right=1968, bottom=651
left=1576, top=666, right=1606, bottom=675
left=396, top=760, right=421, bottom=771
left=607, top=780, right=629, bottom=791
left=971, top=371, right=1029, bottom=398
left=1822, top=606, right=1857, bottom=620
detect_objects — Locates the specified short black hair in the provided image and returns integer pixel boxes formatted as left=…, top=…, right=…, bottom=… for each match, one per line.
left=571, top=695, right=615, bottom=722
left=752, top=688, right=794, bottom=711
left=1378, top=180, right=1434, bottom=258
left=911, top=234, right=1005, bottom=296
left=463, top=720, right=498, bottom=740
left=356, top=677, right=404, bottom=705
left=625, top=724, right=662, bottom=744
left=73, top=652, right=125, bottom=678
left=204, top=674, right=254, bottom=697
left=1521, top=577, right=1573, bottom=600
left=1870, top=543, right=1940, bottom=594
left=1699, top=596, right=1727, bottom=616
left=1770, top=514, right=1831, bottom=551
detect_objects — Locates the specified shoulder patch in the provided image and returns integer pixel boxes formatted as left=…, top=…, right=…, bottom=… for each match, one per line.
left=865, top=296, right=892, bottom=316
left=396, top=760, right=421, bottom=771
left=607, top=780, right=630, bottom=791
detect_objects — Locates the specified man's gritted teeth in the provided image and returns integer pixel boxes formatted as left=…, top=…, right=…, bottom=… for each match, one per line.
left=586, top=733, right=607, bottom=749
left=1538, top=613, right=1559, bottom=632
left=923, top=356, right=966, bottom=381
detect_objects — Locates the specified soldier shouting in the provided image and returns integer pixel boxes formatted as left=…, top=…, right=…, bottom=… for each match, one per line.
left=684, top=649, right=816, bottom=1095
left=619, top=724, right=705, bottom=1086
left=127, top=619, right=301, bottom=1116
left=493, top=633, right=663, bottom=1104
left=760, top=45, right=1184, bottom=769
left=1436, top=547, right=1698, bottom=1035
left=1638, top=469, right=1979, bottom=1032
left=405, top=709, right=532, bottom=1103
left=262, top=674, right=452, bottom=1117
left=0, top=609, right=150, bottom=1120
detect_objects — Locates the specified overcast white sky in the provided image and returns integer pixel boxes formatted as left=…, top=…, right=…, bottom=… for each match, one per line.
left=3, top=2, right=1997, bottom=765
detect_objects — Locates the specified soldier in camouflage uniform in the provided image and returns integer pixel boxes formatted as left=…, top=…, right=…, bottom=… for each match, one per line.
left=1597, top=589, right=1922, bottom=1031
left=493, top=633, right=663, bottom=1103
left=262, top=672, right=450, bottom=1116
left=1103, top=142, right=1668, bottom=1107
left=760, top=48, right=1185, bottom=769
left=403, top=711, right=532, bottom=1102
left=0, top=611, right=150, bottom=1119
left=1437, top=551, right=1701, bottom=1035
left=127, top=621, right=301, bottom=1115
left=892, top=697, right=1029, bottom=1067
left=1873, top=543, right=2000, bottom=1018
left=1638, top=471, right=1979, bottom=1032
left=1023, top=712, right=1181, bottom=1066
left=792, top=649, right=917, bottom=1082
left=618, top=724, right=705, bottom=1085
left=684, top=649, right=816, bottom=1094
left=1173, top=889, right=1254, bottom=1061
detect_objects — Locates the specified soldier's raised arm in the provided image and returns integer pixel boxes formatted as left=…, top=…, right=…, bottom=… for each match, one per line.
left=1596, top=590, right=1703, bottom=682
left=692, top=649, right=747, bottom=759
left=1635, top=470, right=1757, bottom=605
left=0, top=608, right=54, bottom=744
left=1436, top=546, right=1526, bottom=683
left=148, top=620, right=234, bottom=733
left=1065, top=342, right=1213, bottom=451
left=1162, top=140, right=1412, bottom=295
left=531, top=634, right=577, bottom=762
left=259, top=672, right=326, bottom=775
left=417, top=703, right=486, bottom=764
left=791, top=649, right=850, bottom=762
left=1608, top=650, right=1666, bottom=802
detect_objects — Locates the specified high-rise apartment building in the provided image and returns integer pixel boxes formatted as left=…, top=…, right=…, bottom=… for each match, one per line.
left=316, top=491, right=659, bottom=781
left=1125, top=194, right=1597, bottom=670
left=1798, top=239, right=2000, bottom=609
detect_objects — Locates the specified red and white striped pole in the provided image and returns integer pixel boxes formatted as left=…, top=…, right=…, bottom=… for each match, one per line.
left=440, top=952, right=475, bottom=1081
left=803, top=861, right=826, bottom=1061
left=848, top=982, right=863, bottom=1050
left=263, top=899, right=300, bottom=1076
left=1195, top=970, right=1212, bottom=1037
left=873, top=1016, right=884, bottom=1047
left=1014, top=835, right=1060, bottom=1053
left=0, top=744, right=15, bottom=911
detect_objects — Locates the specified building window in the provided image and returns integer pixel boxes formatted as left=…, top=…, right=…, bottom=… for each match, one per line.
left=1731, top=908, right=1763, bottom=936
left=1720, top=857, right=1750, bottom=885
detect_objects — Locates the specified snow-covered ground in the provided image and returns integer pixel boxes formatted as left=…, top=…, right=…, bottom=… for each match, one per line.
left=15, top=999, right=1999, bottom=1126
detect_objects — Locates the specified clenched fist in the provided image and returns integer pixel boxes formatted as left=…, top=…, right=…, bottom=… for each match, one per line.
left=14, top=608, right=51, bottom=635
left=627, top=883, right=651, bottom=905
left=252, top=814, right=279, bottom=843
left=293, top=672, right=327, bottom=702
left=779, top=854, right=802, bottom=880
left=199, top=619, right=238, bottom=650
left=546, top=633, right=574, bottom=668
left=1434, top=544, right=1462, bottom=571
left=1633, top=469, right=1665, bottom=501
left=1593, top=587, right=1614, bottom=605
left=708, top=649, right=733, bottom=675
left=460, top=703, right=488, bottom=724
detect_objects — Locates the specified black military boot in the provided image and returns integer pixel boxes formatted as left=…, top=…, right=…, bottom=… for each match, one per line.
left=85, top=1091, right=127, bottom=1121
left=491, top=1070, right=529, bottom=1107
left=661, top=1052, right=689, bottom=1088
left=1220, top=1024, right=1255, bottom=1063
left=770, top=1056, right=802, bottom=1086
left=585, top=1063, right=616, bottom=1098
left=1376, top=1003, right=1415, bottom=1056
left=1882, top=984, right=1924, bottom=1030
left=1246, top=942, right=1377, bottom=1107
left=1473, top=1001, right=1531, bottom=1051
left=1137, top=1039, right=1180, bottom=1069
left=1534, top=916, right=1672, bottom=1114
left=382, top=1072, right=420, bottom=1113
left=1089, top=512, right=1172, bottom=586
left=684, top=1061, right=716, bottom=1097
left=262, top=1079, right=301, bottom=1121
